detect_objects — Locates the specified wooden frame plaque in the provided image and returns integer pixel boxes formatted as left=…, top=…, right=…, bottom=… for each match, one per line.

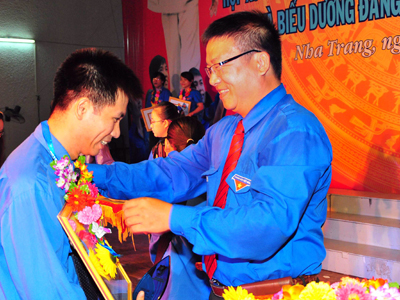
left=58, top=203, right=132, bottom=300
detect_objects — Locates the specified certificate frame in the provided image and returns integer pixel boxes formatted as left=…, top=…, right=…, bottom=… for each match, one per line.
left=169, top=97, right=191, bottom=116
left=58, top=203, right=132, bottom=300
left=140, top=107, right=154, bottom=132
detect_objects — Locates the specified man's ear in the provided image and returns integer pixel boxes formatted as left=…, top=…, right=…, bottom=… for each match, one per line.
left=74, top=97, right=92, bottom=120
left=256, top=52, right=271, bottom=76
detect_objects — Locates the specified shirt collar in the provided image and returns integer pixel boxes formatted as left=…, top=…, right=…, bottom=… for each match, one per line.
left=242, top=84, right=287, bottom=133
left=34, top=121, right=70, bottom=161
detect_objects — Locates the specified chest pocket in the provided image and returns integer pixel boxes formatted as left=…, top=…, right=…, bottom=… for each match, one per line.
left=201, top=168, right=218, bottom=181
left=201, top=168, right=218, bottom=205
left=202, top=167, right=253, bottom=206
left=226, top=171, right=252, bottom=194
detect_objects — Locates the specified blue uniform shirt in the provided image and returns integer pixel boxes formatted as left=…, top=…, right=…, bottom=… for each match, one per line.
left=0, top=122, right=85, bottom=299
left=186, top=89, right=203, bottom=121
left=90, top=84, right=332, bottom=287
left=145, top=87, right=172, bottom=108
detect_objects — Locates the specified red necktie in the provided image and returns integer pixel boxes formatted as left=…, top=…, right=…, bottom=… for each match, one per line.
left=204, top=120, right=245, bottom=279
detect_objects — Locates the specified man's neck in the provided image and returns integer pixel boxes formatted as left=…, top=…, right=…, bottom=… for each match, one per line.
left=48, top=114, right=79, bottom=160
left=240, top=80, right=281, bottom=118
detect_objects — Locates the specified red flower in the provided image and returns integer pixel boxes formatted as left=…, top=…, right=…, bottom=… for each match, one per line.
left=66, top=187, right=96, bottom=211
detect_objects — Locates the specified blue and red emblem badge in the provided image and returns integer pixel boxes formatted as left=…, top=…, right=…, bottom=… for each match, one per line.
left=232, top=174, right=251, bottom=192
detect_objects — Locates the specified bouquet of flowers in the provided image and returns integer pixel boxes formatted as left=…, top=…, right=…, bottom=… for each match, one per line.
left=53, top=155, right=128, bottom=281
left=222, top=277, right=400, bottom=300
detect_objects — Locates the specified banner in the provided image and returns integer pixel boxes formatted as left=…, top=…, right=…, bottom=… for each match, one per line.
left=122, top=0, right=400, bottom=193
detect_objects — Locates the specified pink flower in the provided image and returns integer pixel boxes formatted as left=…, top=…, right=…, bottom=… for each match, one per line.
left=87, top=182, right=99, bottom=198
left=91, top=204, right=102, bottom=222
left=77, top=206, right=94, bottom=224
left=369, top=283, right=400, bottom=299
left=55, top=157, right=70, bottom=170
left=77, top=204, right=102, bottom=225
left=331, top=282, right=340, bottom=289
left=336, top=283, right=371, bottom=300
left=272, top=290, right=283, bottom=299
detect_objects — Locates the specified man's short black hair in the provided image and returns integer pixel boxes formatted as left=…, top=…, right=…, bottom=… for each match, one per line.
left=51, top=48, right=143, bottom=113
left=202, top=11, right=282, bottom=80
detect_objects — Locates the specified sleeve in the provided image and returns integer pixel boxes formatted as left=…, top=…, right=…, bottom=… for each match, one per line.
left=89, top=131, right=212, bottom=203
left=1, top=186, right=85, bottom=300
left=170, top=118, right=332, bottom=260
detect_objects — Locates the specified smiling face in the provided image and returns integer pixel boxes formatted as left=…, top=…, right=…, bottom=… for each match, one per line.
left=80, top=89, right=128, bottom=156
left=180, top=76, right=192, bottom=90
left=206, top=37, right=261, bottom=117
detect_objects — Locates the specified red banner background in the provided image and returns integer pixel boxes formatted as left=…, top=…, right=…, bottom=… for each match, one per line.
left=122, top=0, right=400, bottom=193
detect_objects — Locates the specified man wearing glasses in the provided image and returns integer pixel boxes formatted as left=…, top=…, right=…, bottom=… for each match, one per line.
left=90, top=11, right=333, bottom=299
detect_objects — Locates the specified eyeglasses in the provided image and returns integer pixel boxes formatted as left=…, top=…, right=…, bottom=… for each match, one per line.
left=205, top=49, right=261, bottom=78
left=150, top=119, right=164, bottom=124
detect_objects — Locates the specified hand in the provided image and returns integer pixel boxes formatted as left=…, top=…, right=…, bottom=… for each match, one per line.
left=123, top=197, right=172, bottom=234
left=210, top=0, right=218, bottom=17
left=136, top=291, right=145, bottom=300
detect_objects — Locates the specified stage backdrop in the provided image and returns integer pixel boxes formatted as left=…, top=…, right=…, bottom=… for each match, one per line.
left=122, top=0, right=400, bottom=194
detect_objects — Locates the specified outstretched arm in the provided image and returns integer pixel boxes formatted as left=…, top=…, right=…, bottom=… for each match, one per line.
left=123, top=197, right=172, bottom=234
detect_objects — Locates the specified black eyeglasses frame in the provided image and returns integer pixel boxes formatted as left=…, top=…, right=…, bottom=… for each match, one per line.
left=205, top=49, right=261, bottom=78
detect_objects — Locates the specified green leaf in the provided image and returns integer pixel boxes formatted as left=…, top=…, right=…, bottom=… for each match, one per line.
left=78, top=155, right=86, bottom=164
left=80, top=184, right=90, bottom=193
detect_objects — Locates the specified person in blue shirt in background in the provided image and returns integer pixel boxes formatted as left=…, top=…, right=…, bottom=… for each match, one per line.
left=0, top=48, right=141, bottom=300
left=145, top=71, right=172, bottom=108
left=179, top=71, right=204, bottom=120
left=89, top=11, right=332, bottom=299
left=146, top=71, right=173, bottom=151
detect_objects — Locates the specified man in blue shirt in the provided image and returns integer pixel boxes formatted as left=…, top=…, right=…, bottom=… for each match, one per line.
left=0, top=48, right=141, bottom=299
left=90, top=11, right=332, bottom=299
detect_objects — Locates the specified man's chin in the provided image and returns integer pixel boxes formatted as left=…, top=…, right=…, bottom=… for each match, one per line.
left=222, top=100, right=236, bottom=112
left=90, top=147, right=102, bottom=157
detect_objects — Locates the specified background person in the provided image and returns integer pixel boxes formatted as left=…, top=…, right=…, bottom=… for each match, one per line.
left=149, top=55, right=169, bottom=90
left=179, top=71, right=204, bottom=120
left=189, top=67, right=214, bottom=129
left=0, top=48, right=141, bottom=300
left=145, top=72, right=172, bottom=108
left=150, top=116, right=209, bottom=299
left=90, top=11, right=332, bottom=299
left=145, top=67, right=172, bottom=151
left=149, top=101, right=182, bottom=159
left=164, top=116, right=205, bottom=156
left=128, top=98, right=150, bottom=163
